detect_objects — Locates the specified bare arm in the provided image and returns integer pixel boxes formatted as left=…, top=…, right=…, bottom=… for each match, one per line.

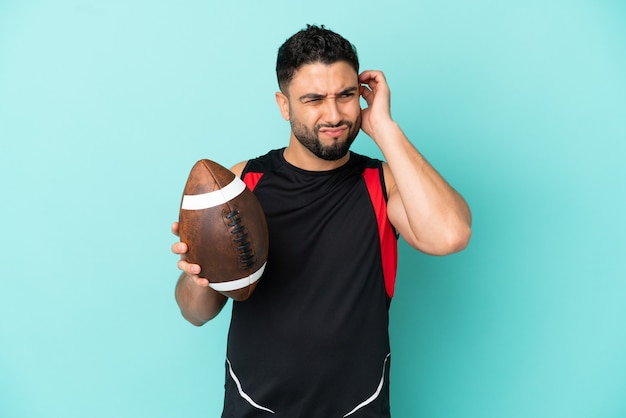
left=359, top=70, right=472, bottom=255
left=172, top=161, right=249, bottom=325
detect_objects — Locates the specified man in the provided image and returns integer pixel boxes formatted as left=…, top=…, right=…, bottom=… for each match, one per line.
left=172, top=25, right=471, bottom=417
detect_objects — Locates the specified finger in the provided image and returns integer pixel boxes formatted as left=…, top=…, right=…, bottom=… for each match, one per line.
left=359, top=77, right=376, bottom=90
left=171, top=241, right=188, bottom=254
left=359, top=69, right=385, bottom=79
left=359, top=71, right=388, bottom=95
left=194, top=277, right=210, bottom=287
left=188, top=271, right=210, bottom=287
left=186, top=263, right=202, bottom=276
left=361, top=80, right=379, bottom=97
left=360, top=85, right=374, bottom=104
left=358, top=70, right=374, bottom=82
left=171, top=221, right=180, bottom=236
left=181, top=268, right=210, bottom=288
left=178, top=258, right=202, bottom=276
left=358, top=70, right=382, bottom=85
left=177, top=258, right=188, bottom=271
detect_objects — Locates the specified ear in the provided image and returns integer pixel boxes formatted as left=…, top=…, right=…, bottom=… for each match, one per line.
left=275, top=91, right=290, bottom=121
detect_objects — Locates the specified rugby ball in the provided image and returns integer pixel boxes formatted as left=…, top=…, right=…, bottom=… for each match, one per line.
left=178, top=159, right=268, bottom=301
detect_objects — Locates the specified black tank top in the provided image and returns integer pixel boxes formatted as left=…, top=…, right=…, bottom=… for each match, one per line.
left=222, top=149, right=398, bottom=418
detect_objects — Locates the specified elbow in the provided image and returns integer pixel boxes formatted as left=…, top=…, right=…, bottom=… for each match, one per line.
left=440, top=222, right=472, bottom=255
left=418, top=223, right=471, bottom=256
left=179, top=302, right=225, bottom=326
left=176, top=299, right=213, bottom=327
left=175, top=294, right=209, bottom=326
left=183, top=313, right=209, bottom=327
left=437, top=208, right=473, bottom=254
left=449, top=223, right=472, bottom=253
left=180, top=308, right=217, bottom=327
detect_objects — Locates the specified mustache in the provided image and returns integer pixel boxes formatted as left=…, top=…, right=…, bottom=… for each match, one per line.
left=315, top=120, right=353, bottom=132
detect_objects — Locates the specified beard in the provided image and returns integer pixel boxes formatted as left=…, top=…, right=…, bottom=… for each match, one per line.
left=290, top=113, right=362, bottom=161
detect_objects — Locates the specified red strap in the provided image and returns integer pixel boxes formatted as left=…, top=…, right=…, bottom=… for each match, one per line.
left=362, top=168, right=398, bottom=299
left=243, top=172, right=264, bottom=192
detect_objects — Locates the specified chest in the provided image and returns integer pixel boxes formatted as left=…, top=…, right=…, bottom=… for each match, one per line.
left=254, top=169, right=378, bottom=255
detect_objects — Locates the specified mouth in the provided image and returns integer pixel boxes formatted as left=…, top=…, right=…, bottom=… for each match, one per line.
left=319, top=125, right=348, bottom=138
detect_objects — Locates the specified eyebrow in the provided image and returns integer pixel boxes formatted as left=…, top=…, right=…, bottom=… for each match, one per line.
left=299, top=86, right=358, bottom=102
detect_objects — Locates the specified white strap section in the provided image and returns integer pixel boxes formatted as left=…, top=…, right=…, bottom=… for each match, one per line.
left=227, top=358, right=275, bottom=414
left=208, top=262, right=266, bottom=292
left=181, top=176, right=246, bottom=210
left=343, top=353, right=391, bottom=417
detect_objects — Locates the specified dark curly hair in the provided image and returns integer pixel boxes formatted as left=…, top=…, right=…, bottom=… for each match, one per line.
left=276, top=24, right=359, bottom=93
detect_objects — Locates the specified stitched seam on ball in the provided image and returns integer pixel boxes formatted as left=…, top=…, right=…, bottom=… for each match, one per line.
left=225, top=210, right=255, bottom=270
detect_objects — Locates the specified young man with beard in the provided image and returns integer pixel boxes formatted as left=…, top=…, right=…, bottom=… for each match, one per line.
left=172, top=25, right=472, bottom=417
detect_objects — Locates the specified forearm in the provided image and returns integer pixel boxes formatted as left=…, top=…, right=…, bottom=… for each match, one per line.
left=175, top=272, right=228, bottom=326
left=377, top=121, right=472, bottom=254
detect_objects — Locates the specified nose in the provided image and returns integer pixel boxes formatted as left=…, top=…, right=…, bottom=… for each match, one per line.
left=322, top=98, right=342, bottom=125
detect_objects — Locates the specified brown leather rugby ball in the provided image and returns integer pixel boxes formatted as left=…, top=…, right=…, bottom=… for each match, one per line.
left=178, top=159, right=268, bottom=301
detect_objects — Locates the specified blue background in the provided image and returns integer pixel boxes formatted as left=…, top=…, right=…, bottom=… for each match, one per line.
left=1, top=1, right=625, bottom=417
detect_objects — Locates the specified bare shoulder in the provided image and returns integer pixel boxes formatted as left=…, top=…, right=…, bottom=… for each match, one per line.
left=230, top=161, right=249, bottom=178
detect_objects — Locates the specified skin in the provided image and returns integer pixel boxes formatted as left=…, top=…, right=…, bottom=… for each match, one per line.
left=173, top=61, right=472, bottom=326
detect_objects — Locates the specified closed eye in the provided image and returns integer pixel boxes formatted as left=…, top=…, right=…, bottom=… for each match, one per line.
left=337, top=92, right=356, bottom=102
left=337, top=87, right=358, bottom=102
left=300, top=94, right=324, bottom=104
